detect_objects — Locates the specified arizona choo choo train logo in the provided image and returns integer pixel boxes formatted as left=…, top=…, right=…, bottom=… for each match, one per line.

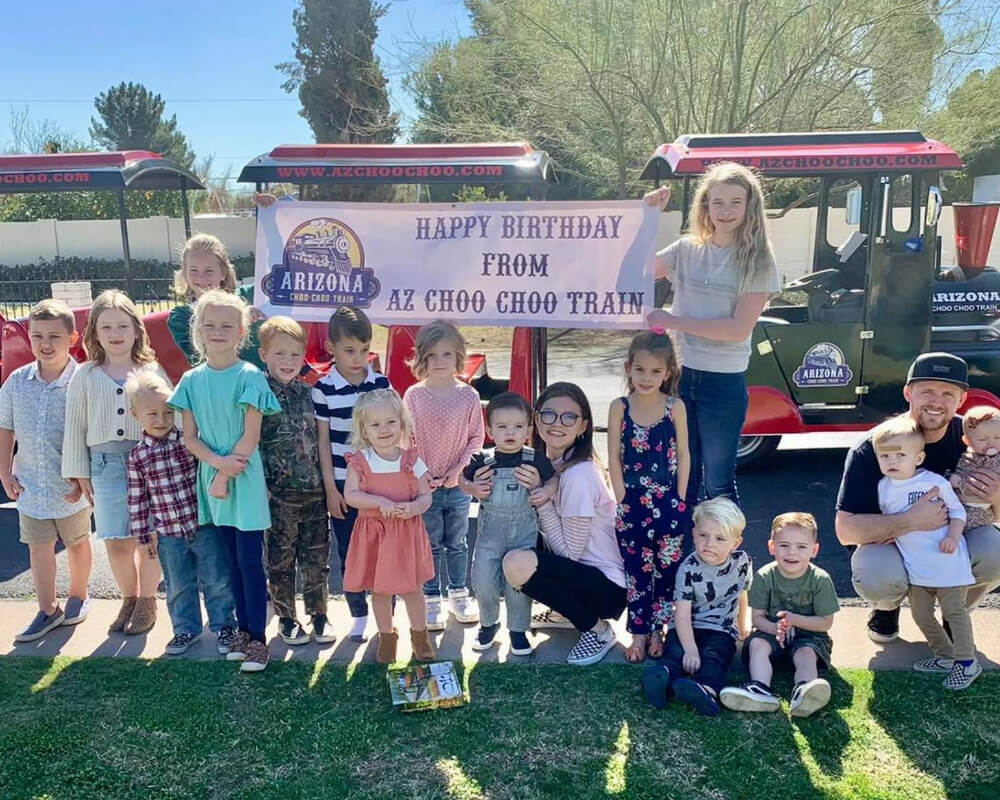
left=793, top=342, right=854, bottom=387
left=262, top=217, right=380, bottom=309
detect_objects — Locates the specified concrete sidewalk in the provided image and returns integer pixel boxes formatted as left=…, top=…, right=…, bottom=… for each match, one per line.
left=2, top=597, right=998, bottom=671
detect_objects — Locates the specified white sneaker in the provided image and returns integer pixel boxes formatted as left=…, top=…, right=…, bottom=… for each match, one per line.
left=448, top=588, right=479, bottom=624
left=426, top=597, right=446, bottom=631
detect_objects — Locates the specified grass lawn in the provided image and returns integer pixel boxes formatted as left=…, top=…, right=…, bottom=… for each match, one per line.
left=1, top=658, right=997, bottom=800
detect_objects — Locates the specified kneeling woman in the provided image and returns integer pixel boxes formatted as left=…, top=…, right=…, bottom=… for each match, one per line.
left=502, top=382, right=626, bottom=665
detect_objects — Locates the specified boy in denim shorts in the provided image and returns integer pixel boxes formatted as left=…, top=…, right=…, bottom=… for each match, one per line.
left=0, top=299, right=93, bottom=642
left=462, top=393, right=556, bottom=656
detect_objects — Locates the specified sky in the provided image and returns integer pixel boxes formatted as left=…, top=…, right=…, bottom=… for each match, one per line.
left=0, top=0, right=472, bottom=181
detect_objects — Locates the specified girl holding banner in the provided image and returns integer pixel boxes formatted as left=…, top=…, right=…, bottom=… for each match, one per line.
left=644, top=164, right=780, bottom=506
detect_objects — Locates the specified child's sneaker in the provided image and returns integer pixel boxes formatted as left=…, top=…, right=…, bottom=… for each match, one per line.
left=279, top=618, right=310, bottom=646
left=426, top=597, right=446, bottom=631
left=62, top=596, right=90, bottom=626
left=216, top=626, right=236, bottom=655
left=790, top=678, right=831, bottom=718
left=311, top=614, right=337, bottom=645
left=509, top=631, right=534, bottom=656
left=913, top=657, right=954, bottom=673
left=472, top=623, right=500, bottom=652
left=943, top=659, right=982, bottom=691
left=567, top=624, right=616, bottom=666
left=448, top=588, right=479, bottom=624
left=672, top=678, right=721, bottom=717
left=348, top=615, right=368, bottom=643
left=241, top=640, right=270, bottom=673
left=225, top=631, right=250, bottom=662
left=531, top=607, right=574, bottom=629
left=14, top=606, right=65, bottom=642
left=165, top=632, right=199, bottom=655
left=720, top=681, right=780, bottom=713
left=641, top=665, right=672, bottom=709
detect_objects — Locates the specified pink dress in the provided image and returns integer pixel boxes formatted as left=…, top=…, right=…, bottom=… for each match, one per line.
left=343, top=449, right=435, bottom=595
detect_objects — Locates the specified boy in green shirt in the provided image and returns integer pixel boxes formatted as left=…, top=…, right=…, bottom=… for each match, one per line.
left=720, top=512, right=839, bottom=718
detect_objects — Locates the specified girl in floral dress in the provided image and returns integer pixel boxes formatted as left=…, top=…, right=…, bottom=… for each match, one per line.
left=608, top=331, right=690, bottom=662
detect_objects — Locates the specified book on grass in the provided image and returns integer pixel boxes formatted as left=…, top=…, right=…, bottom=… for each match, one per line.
left=387, top=662, right=465, bottom=712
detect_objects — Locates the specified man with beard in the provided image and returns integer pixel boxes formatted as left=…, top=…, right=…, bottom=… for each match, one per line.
left=835, top=353, right=1000, bottom=642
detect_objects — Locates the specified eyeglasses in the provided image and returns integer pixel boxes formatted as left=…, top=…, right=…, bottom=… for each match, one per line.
left=537, top=409, right=581, bottom=427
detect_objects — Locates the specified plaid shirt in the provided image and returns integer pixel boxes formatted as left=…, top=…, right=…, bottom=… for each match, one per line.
left=126, top=428, right=199, bottom=545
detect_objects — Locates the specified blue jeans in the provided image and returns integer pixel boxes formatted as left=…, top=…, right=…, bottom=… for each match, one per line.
left=217, top=526, right=268, bottom=642
left=679, top=367, right=748, bottom=506
left=422, top=486, right=471, bottom=597
left=158, top=528, right=237, bottom=636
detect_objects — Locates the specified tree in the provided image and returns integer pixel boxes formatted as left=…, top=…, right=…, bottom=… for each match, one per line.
left=277, top=0, right=400, bottom=200
left=4, top=106, right=88, bottom=154
left=90, top=82, right=195, bottom=167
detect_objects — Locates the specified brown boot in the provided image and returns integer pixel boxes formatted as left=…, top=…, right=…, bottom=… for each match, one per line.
left=410, top=628, right=436, bottom=662
left=124, top=597, right=157, bottom=635
left=376, top=630, right=398, bottom=664
left=108, top=597, right=137, bottom=634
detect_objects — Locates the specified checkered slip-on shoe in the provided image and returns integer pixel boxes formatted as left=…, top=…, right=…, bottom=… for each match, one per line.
left=531, top=608, right=575, bottom=629
left=943, top=660, right=982, bottom=691
left=566, top=626, right=616, bottom=666
left=912, top=657, right=954, bottom=674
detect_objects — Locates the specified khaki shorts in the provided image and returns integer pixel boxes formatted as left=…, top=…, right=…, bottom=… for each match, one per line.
left=19, top=507, right=93, bottom=547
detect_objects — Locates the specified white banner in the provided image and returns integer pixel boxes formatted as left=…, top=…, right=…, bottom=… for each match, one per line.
left=253, top=200, right=659, bottom=328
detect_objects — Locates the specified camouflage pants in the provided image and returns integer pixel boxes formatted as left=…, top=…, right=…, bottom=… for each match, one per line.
left=267, top=491, right=329, bottom=618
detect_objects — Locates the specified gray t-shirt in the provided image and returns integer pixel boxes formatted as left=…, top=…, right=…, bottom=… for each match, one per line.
left=658, top=238, right=780, bottom=373
left=674, top=549, right=753, bottom=638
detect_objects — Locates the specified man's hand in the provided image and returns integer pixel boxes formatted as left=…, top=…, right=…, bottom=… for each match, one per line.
left=1, top=472, right=24, bottom=501
left=326, top=489, right=349, bottom=520
left=963, top=470, right=1000, bottom=505
left=903, top=488, right=948, bottom=533
left=682, top=648, right=701, bottom=675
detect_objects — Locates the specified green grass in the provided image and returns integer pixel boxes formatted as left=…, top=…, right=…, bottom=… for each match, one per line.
left=1, top=658, right=997, bottom=800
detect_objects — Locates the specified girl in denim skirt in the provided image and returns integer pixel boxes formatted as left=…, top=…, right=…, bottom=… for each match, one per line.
left=63, top=290, right=168, bottom=635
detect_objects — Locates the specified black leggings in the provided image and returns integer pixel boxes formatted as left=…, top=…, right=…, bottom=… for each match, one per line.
left=520, top=548, right=626, bottom=631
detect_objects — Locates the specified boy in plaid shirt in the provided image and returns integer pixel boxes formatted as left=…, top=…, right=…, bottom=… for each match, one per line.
left=126, top=371, right=237, bottom=656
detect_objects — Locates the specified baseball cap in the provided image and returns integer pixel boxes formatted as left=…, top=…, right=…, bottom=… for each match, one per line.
left=905, top=352, right=969, bottom=389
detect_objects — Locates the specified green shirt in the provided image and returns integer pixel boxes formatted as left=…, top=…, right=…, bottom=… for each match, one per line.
left=748, top=561, right=840, bottom=624
left=167, top=285, right=265, bottom=370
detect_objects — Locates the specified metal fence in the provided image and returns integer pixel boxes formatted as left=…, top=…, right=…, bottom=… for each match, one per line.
left=0, top=276, right=176, bottom=320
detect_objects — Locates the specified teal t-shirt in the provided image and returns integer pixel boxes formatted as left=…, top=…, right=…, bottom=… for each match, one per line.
left=748, top=561, right=840, bottom=623
left=168, top=359, right=280, bottom=531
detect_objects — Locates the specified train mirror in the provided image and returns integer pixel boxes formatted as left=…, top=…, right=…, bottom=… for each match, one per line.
left=926, top=185, right=942, bottom=227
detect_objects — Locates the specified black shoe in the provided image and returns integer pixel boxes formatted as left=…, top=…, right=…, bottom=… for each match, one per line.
left=279, top=617, right=310, bottom=646
left=509, top=631, right=534, bottom=656
left=311, top=614, right=337, bottom=645
left=867, top=608, right=900, bottom=643
left=641, top=665, right=672, bottom=709
left=472, top=623, right=500, bottom=651
left=672, top=678, right=721, bottom=717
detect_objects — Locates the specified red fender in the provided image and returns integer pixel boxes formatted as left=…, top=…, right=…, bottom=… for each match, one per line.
left=1, top=321, right=33, bottom=384
left=959, top=389, right=1000, bottom=414
left=742, top=385, right=804, bottom=436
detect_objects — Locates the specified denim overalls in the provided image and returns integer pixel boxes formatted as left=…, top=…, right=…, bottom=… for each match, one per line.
left=471, top=447, right=540, bottom=632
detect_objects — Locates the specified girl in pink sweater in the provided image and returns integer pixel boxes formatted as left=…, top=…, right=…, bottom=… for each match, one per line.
left=403, top=320, right=485, bottom=631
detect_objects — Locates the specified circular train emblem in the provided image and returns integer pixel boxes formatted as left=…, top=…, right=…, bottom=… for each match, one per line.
left=793, top=342, right=854, bottom=387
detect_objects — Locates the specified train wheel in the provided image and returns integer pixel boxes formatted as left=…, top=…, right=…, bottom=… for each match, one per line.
left=735, top=435, right=781, bottom=472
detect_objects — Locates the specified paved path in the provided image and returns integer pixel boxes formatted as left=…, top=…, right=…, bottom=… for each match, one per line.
left=3, top=597, right=998, bottom=671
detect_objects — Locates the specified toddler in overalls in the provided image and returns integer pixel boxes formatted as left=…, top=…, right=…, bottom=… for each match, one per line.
left=463, top=393, right=556, bottom=656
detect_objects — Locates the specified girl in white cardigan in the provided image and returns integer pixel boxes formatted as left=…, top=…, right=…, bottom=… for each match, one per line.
left=63, top=290, right=169, bottom=635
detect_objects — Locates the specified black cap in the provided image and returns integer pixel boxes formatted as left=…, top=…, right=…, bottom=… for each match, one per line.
left=906, top=352, right=969, bottom=389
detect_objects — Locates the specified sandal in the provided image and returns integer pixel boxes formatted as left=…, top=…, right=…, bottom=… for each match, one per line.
left=647, top=630, right=665, bottom=659
left=624, top=634, right=648, bottom=663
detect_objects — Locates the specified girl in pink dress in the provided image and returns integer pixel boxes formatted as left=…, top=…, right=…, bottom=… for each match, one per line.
left=343, top=388, right=436, bottom=664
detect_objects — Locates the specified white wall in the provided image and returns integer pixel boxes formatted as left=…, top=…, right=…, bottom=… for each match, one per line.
left=1, top=207, right=998, bottom=280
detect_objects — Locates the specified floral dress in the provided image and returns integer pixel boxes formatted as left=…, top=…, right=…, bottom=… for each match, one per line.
left=615, top=395, right=689, bottom=634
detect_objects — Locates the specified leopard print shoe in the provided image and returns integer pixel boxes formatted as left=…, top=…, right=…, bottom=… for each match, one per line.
left=124, top=597, right=157, bottom=635
left=108, top=597, right=137, bottom=634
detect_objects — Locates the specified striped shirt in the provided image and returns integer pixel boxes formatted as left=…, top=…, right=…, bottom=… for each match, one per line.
left=312, top=365, right=390, bottom=481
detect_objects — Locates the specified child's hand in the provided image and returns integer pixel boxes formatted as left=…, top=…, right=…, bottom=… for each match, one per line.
left=682, top=648, right=701, bottom=675
left=1, top=473, right=24, bottom=501
left=65, top=478, right=94, bottom=506
left=643, top=185, right=671, bottom=210
left=326, top=490, right=349, bottom=520
left=209, top=471, right=230, bottom=500
left=216, top=454, right=248, bottom=478
left=254, top=192, right=278, bottom=208
left=378, top=498, right=400, bottom=518
left=776, top=611, right=796, bottom=647
left=940, top=535, right=959, bottom=554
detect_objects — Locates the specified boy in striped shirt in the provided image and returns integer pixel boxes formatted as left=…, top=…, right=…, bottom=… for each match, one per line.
left=313, top=307, right=390, bottom=642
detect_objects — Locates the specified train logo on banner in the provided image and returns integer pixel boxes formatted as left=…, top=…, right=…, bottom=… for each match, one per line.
left=262, top=217, right=380, bottom=309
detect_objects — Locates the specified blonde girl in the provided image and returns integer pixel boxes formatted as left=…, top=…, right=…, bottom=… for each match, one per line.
left=608, top=331, right=690, bottom=662
left=167, top=233, right=265, bottom=369
left=62, top=290, right=168, bottom=635
left=645, top=163, right=780, bottom=506
left=343, top=389, right=436, bottom=664
left=402, top=320, right=484, bottom=630
left=168, top=290, right=280, bottom=672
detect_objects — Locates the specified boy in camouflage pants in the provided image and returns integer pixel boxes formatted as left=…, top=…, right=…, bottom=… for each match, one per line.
left=258, top=317, right=335, bottom=646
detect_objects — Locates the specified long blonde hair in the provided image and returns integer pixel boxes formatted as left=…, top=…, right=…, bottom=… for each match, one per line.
left=175, top=233, right=238, bottom=300
left=190, top=289, right=249, bottom=360
left=688, top=162, right=775, bottom=290
left=83, top=290, right=156, bottom=365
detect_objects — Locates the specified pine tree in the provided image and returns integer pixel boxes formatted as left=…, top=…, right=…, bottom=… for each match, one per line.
left=90, top=82, right=195, bottom=167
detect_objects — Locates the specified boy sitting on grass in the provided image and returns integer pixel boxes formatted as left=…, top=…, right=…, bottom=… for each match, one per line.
left=721, top=512, right=839, bottom=718
left=641, top=497, right=752, bottom=716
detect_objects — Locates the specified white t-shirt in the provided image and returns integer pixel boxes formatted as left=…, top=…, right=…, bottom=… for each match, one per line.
left=877, top=470, right=974, bottom=588
left=658, top=238, right=780, bottom=373
left=360, top=448, right=429, bottom=478
left=556, top=461, right=626, bottom=588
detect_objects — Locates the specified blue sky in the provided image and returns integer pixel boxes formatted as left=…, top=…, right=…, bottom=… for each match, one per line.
left=1, top=0, right=471, bottom=180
